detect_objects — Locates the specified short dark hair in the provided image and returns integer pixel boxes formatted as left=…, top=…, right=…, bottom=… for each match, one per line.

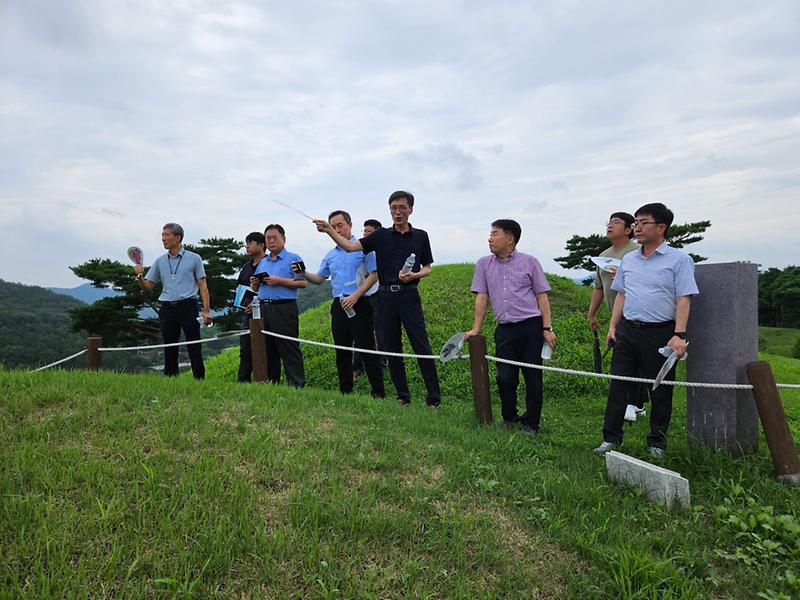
left=163, top=222, right=184, bottom=242
left=245, top=232, right=266, bottom=246
left=264, top=224, right=286, bottom=238
left=328, top=210, right=351, bottom=224
left=363, top=219, right=382, bottom=229
left=634, top=203, right=674, bottom=235
left=388, top=190, right=414, bottom=208
left=609, top=212, right=635, bottom=239
left=491, top=219, right=522, bottom=244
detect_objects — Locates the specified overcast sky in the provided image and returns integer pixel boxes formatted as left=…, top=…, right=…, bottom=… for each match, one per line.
left=1, top=0, right=798, bottom=288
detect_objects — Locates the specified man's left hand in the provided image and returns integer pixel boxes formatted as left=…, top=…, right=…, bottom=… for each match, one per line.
left=340, top=295, right=357, bottom=311
left=667, top=335, right=688, bottom=358
left=544, top=330, right=557, bottom=348
left=398, top=270, right=416, bottom=283
left=264, top=275, right=286, bottom=286
left=203, top=311, right=212, bottom=326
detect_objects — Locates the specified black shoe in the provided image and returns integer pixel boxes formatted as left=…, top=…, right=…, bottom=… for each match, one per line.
left=426, top=402, right=440, bottom=409
left=396, top=398, right=411, bottom=406
left=520, top=425, right=539, bottom=437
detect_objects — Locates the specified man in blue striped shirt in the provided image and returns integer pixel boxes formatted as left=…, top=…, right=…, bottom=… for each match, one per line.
left=304, top=210, right=385, bottom=398
left=593, top=203, right=699, bottom=459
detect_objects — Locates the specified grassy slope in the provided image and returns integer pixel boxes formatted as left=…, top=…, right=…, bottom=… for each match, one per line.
left=759, top=326, right=800, bottom=358
left=3, top=264, right=800, bottom=599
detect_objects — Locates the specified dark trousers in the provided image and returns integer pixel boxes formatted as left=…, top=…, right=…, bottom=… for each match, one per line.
left=495, top=316, right=544, bottom=429
left=330, top=297, right=385, bottom=397
left=262, top=301, right=305, bottom=388
left=238, top=314, right=252, bottom=382
left=158, top=300, right=205, bottom=379
left=603, top=323, right=676, bottom=448
left=617, top=320, right=649, bottom=409
left=378, top=288, right=441, bottom=405
left=353, top=294, right=387, bottom=372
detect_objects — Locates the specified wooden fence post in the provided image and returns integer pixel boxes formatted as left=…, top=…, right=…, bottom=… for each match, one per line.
left=86, top=337, right=102, bottom=371
left=249, top=316, right=267, bottom=383
left=746, top=360, right=800, bottom=485
left=468, top=335, right=492, bottom=424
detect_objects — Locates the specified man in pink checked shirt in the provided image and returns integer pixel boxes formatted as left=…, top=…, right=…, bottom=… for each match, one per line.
left=465, top=219, right=557, bottom=436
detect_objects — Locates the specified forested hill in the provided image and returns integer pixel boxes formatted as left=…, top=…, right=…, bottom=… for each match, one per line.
left=0, top=279, right=86, bottom=369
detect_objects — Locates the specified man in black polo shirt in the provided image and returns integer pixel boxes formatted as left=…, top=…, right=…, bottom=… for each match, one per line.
left=313, top=191, right=441, bottom=407
left=236, top=232, right=266, bottom=382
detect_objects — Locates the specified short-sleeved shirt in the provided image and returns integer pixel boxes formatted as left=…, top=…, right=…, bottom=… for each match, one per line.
left=318, top=236, right=378, bottom=298
left=145, top=247, right=206, bottom=302
left=593, top=240, right=640, bottom=311
left=254, top=248, right=304, bottom=301
left=611, top=242, right=699, bottom=322
left=471, top=250, right=551, bottom=324
left=359, top=224, right=434, bottom=286
left=237, top=257, right=261, bottom=287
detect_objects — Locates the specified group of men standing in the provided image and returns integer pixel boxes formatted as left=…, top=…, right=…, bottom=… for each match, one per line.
left=136, top=195, right=698, bottom=458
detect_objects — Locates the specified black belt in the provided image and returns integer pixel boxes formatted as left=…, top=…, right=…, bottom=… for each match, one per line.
left=160, top=298, right=196, bottom=307
left=623, top=318, right=675, bottom=329
left=260, top=299, right=296, bottom=305
left=379, top=284, right=417, bottom=293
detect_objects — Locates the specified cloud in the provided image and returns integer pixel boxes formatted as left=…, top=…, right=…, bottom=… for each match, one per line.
left=1, top=0, right=799, bottom=287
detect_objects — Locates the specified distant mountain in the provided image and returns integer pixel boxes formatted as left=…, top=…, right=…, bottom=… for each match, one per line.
left=49, top=283, right=120, bottom=304
left=0, top=279, right=87, bottom=369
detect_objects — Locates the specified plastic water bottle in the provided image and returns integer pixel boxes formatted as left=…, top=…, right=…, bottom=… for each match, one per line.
left=541, top=342, right=553, bottom=360
left=400, top=253, right=416, bottom=274
left=340, top=297, right=356, bottom=318
left=251, top=299, right=261, bottom=320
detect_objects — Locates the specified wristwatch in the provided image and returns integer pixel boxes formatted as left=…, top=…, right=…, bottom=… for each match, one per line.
left=543, top=326, right=553, bottom=332
left=673, top=331, right=687, bottom=339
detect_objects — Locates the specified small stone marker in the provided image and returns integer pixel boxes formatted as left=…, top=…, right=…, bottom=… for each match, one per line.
left=605, top=451, right=690, bottom=511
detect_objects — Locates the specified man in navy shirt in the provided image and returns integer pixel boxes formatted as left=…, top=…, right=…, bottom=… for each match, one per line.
left=135, top=222, right=211, bottom=379
left=314, top=191, right=441, bottom=407
left=236, top=232, right=266, bottom=383
left=250, top=224, right=307, bottom=388
left=304, top=210, right=385, bottom=398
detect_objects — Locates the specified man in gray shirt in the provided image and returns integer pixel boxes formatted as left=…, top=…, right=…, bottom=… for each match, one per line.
left=587, top=212, right=645, bottom=422
left=135, top=222, right=211, bottom=379
left=593, top=203, right=699, bottom=459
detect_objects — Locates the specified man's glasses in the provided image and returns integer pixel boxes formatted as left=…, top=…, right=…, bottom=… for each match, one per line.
left=632, top=220, right=659, bottom=229
left=606, top=219, right=628, bottom=227
left=390, top=205, right=410, bottom=213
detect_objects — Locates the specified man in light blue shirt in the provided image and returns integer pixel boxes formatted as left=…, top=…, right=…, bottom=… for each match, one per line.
left=250, top=224, right=307, bottom=387
left=304, top=210, right=385, bottom=398
left=135, top=222, right=211, bottom=379
left=593, top=203, right=699, bottom=459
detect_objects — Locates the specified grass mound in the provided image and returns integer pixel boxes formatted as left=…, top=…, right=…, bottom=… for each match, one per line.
left=3, top=362, right=800, bottom=598
left=205, top=264, right=608, bottom=401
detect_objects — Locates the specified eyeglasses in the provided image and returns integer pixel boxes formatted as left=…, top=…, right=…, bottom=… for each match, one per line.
left=606, top=219, right=627, bottom=227
left=632, top=220, right=659, bottom=229
left=389, top=205, right=410, bottom=213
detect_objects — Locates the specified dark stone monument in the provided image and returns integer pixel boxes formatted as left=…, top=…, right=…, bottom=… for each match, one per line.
left=686, top=262, right=759, bottom=455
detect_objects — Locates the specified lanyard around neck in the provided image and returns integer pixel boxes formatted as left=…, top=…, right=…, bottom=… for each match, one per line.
left=167, top=252, right=183, bottom=279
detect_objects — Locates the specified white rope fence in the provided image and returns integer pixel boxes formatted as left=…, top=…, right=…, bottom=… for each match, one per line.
left=261, top=329, right=446, bottom=360
left=97, top=330, right=249, bottom=352
left=31, top=329, right=800, bottom=390
left=32, top=349, right=88, bottom=372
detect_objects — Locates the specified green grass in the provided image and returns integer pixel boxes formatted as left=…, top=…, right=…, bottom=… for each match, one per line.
left=759, top=326, right=800, bottom=358
left=3, top=264, right=800, bottom=598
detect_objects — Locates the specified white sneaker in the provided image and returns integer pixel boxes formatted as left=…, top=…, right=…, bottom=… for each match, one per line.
left=647, top=446, right=665, bottom=460
left=593, top=441, right=618, bottom=456
left=624, top=404, right=638, bottom=422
